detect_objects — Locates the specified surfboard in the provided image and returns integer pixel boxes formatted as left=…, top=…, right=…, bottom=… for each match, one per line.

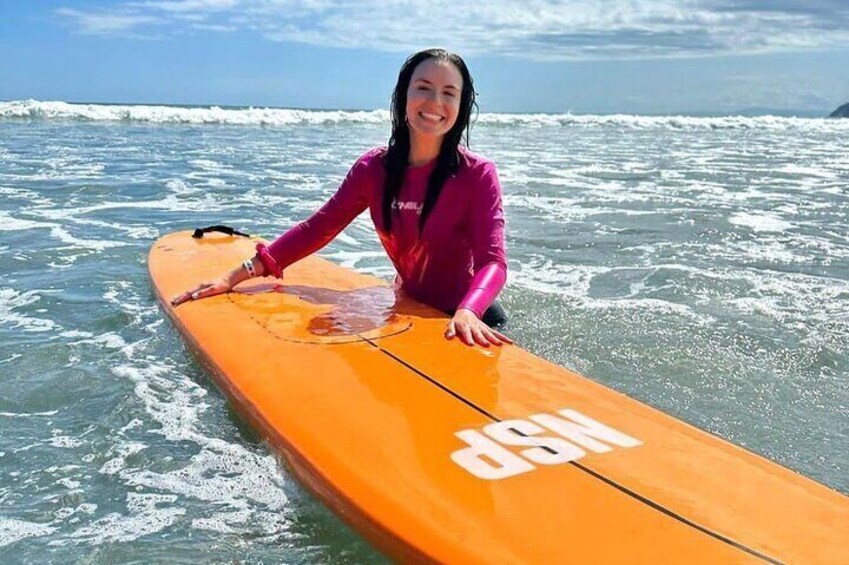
left=148, top=229, right=848, bottom=564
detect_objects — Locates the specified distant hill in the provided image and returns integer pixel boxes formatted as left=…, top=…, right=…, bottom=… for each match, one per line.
left=829, top=103, right=849, bottom=118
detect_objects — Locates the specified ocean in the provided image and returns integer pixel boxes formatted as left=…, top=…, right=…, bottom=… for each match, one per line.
left=1, top=100, right=847, bottom=562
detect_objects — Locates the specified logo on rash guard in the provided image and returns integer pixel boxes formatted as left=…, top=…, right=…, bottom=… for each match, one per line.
left=450, top=408, right=642, bottom=480
left=392, top=201, right=423, bottom=214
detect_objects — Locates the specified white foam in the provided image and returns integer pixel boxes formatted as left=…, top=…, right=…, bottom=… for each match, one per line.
left=0, top=186, right=52, bottom=207
left=477, top=111, right=849, bottom=131
left=165, top=178, right=199, bottom=195
left=100, top=356, right=290, bottom=534
left=327, top=249, right=389, bottom=270
left=56, top=478, right=82, bottom=490
left=667, top=263, right=849, bottom=346
left=28, top=157, right=105, bottom=181
left=733, top=240, right=810, bottom=264
left=67, top=332, right=128, bottom=350
left=99, top=442, right=148, bottom=475
left=48, top=436, right=85, bottom=449
left=59, top=330, right=93, bottom=339
left=0, top=211, right=54, bottom=232
left=53, top=503, right=96, bottom=522
left=776, top=164, right=837, bottom=179
left=62, top=493, right=184, bottom=546
left=48, top=226, right=126, bottom=252
left=4, top=100, right=849, bottom=132
left=729, top=212, right=794, bottom=233
left=514, top=257, right=610, bottom=299
left=0, top=518, right=56, bottom=547
left=35, top=207, right=153, bottom=240
left=0, top=410, right=59, bottom=418
left=0, top=100, right=389, bottom=127
left=0, top=288, right=59, bottom=333
left=512, top=258, right=712, bottom=321
left=124, top=225, right=160, bottom=239
left=191, top=510, right=251, bottom=534
left=504, top=194, right=595, bottom=223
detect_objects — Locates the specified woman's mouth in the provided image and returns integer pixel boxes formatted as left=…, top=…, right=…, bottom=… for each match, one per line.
left=419, top=111, right=445, bottom=123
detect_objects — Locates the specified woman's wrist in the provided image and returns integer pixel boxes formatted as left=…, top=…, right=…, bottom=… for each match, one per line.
left=227, top=257, right=259, bottom=287
left=226, top=265, right=245, bottom=288
left=255, top=243, right=283, bottom=278
left=251, top=256, right=266, bottom=277
left=456, top=307, right=480, bottom=319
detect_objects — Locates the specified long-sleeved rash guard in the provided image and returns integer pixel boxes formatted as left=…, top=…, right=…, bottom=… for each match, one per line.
left=263, top=146, right=507, bottom=318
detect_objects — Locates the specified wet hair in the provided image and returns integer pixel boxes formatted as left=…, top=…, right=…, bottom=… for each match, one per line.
left=382, top=48, right=477, bottom=233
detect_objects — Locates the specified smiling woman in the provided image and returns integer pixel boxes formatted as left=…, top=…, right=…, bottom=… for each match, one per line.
left=174, top=48, right=511, bottom=347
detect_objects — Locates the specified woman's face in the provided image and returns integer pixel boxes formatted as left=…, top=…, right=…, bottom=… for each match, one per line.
left=405, top=58, right=463, bottom=144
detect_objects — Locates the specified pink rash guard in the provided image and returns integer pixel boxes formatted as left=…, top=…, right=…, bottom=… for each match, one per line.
left=263, top=146, right=507, bottom=318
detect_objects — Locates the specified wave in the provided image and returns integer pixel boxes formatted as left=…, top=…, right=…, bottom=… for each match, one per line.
left=0, top=100, right=389, bottom=126
left=478, top=112, right=849, bottom=131
left=3, top=100, right=848, bottom=131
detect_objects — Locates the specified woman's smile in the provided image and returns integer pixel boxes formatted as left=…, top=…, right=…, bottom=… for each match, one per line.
left=419, top=111, right=445, bottom=123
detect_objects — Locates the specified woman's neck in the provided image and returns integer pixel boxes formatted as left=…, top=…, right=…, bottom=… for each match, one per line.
left=408, top=134, right=442, bottom=167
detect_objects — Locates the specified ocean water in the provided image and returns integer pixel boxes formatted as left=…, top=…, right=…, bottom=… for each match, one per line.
left=1, top=100, right=847, bottom=562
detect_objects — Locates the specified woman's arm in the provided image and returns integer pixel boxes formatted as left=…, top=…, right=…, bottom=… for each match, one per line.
left=447, top=161, right=511, bottom=346
left=261, top=154, right=374, bottom=273
left=457, top=160, right=508, bottom=317
left=172, top=152, right=377, bottom=305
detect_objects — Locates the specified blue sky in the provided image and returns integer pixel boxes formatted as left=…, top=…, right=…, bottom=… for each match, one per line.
left=1, top=0, right=848, bottom=114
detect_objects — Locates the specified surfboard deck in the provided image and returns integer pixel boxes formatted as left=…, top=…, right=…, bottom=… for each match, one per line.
left=148, top=230, right=848, bottom=564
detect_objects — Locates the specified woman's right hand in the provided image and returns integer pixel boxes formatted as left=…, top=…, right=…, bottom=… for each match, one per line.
left=171, top=277, right=233, bottom=307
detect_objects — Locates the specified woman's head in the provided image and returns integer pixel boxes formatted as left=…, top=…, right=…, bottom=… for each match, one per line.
left=383, top=49, right=477, bottom=233
left=390, top=49, right=477, bottom=152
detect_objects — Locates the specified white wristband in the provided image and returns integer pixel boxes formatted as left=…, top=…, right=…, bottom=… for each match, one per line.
left=242, top=259, right=256, bottom=278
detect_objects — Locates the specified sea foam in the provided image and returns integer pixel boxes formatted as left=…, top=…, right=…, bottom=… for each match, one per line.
left=3, top=100, right=848, bottom=131
left=0, top=100, right=388, bottom=126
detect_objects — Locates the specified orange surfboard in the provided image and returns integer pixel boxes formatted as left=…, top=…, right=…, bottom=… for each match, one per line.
left=149, top=230, right=848, bottom=564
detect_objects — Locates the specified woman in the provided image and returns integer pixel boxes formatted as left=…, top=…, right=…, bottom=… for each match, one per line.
left=173, top=49, right=511, bottom=348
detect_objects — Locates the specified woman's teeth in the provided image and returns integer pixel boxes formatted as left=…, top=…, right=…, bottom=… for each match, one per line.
left=420, top=112, right=444, bottom=122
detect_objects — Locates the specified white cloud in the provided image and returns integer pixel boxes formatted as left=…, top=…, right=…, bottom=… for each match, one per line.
left=135, top=0, right=241, bottom=13
left=55, top=0, right=849, bottom=60
left=55, top=7, right=162, bottom=35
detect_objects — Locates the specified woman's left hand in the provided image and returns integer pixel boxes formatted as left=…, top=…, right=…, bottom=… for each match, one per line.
left=446, top=308, right=513, bottom=347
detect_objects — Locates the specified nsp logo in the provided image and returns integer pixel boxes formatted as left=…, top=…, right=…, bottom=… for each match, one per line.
left=451, top=409, right=642, bottom=480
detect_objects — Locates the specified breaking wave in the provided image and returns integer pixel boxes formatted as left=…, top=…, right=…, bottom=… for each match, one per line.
left=3, top=100, right=848, bottom=131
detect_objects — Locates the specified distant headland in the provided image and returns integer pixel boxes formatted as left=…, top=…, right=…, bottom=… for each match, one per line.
left=829, top=103, right=849, bottom=118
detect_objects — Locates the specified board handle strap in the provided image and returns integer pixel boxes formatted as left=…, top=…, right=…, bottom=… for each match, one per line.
left=192, top=225, right=251, bottom=239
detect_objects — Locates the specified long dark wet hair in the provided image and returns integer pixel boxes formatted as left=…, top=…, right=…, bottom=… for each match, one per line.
left=382, top=48, right=477, bottom=234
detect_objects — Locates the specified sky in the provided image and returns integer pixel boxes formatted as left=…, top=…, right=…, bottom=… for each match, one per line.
left=1, top=0, right=848, bottom=115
